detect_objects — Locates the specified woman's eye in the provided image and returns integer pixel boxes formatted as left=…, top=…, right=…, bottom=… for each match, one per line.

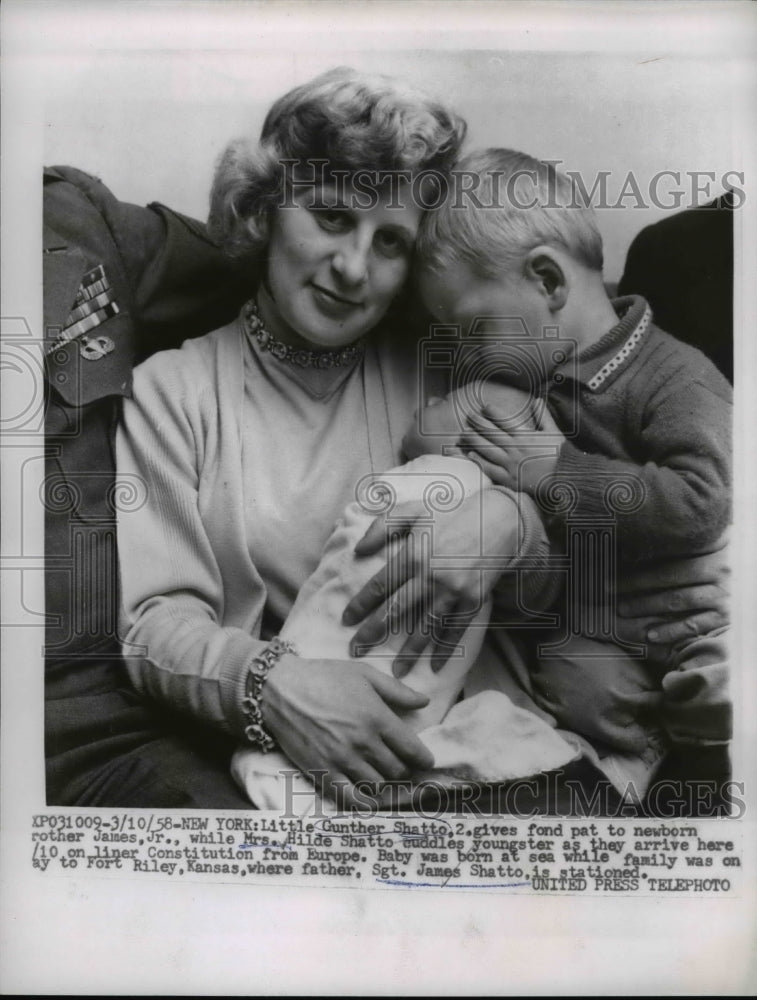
left=374, top=229, right=409, bottom=258
left=312, top=209, right=351, bottom=232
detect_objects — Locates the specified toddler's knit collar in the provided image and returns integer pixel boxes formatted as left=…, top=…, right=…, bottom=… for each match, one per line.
left=553, top=295, right=653, bottom=393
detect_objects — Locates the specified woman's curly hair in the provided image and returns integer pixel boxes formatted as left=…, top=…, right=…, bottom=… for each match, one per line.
left=208, top=66, right=467, bottom=260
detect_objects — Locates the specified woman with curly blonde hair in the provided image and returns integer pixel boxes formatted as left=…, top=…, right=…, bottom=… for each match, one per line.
left=117, top=67, right=569, bottom=808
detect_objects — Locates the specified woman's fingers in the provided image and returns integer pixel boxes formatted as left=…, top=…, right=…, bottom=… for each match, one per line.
left=399, top=600, right=453, bottom=672
left=322, top=772, right=353, bottom=809
left=391, top=596, right=461, bottom=676
left=617, top=583, right=726, bottom=619
left=264, top=656, right=436, bottom=802
left=363, top=667, right=435, bottom=772
left=392, top=628, right=432, bottom=677
left=326, top=718, right=428, bottom=800
left=346, top=761, right=387, bottom=788
left=646, top=610, right=728, bottom=645
left=616, top=551, right=729, bottom=594
left=352, top=499, right=425, bottom=558
left=381, top=718, right=435, bottom=772
left=430, top=615, right=472, bottom=673
left=368, top=665, right=430, bottom=711
left=351, top=514, right=406, bottom=558
left=364, top=741, right=412, bottom=783
left=343, top=545, right=415, bottom=634
left=324, top=771, right=388, bottom=810
left=612, top=608, right=728, bottom=646
left=348, top=576, right=421, bottom=655
left=428, top=595, right=480, bottom=673
left=325, top=739, right=426, bottom=806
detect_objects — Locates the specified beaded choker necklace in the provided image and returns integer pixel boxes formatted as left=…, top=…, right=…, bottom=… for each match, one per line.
left=242, top=299, right=365, bottom=369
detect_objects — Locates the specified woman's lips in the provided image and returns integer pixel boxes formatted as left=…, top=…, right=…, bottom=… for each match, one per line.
left=310, top=283, right=363, bottom=316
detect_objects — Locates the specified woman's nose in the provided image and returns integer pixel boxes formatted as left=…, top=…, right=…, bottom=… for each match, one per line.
left=331, top=238, right=370, bottom=287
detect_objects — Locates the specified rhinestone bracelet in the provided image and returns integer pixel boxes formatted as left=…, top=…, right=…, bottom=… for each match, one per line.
left=242, top=637, right=298, bottom=752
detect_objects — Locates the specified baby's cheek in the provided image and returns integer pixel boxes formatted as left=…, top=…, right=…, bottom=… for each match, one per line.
left=427, top=398, right=466, bottom=438
left=404, top=403, right=464, bottom=458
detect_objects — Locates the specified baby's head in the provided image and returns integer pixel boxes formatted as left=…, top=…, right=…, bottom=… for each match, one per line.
left=416, top=148, right=607, bottom=359
left=402, top=382, right=539, bottom=460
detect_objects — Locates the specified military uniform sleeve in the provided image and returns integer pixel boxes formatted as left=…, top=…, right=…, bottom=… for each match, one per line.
left=49, top=166, right=251, bottom=356
left=133, top=204, right=253, bottom=352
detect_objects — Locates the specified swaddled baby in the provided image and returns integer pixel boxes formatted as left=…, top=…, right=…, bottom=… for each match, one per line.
left=232, top=379, right=577, bottom=810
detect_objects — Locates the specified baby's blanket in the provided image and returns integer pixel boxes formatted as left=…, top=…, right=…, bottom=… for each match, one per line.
left=231, top=455, right=577, bottom=812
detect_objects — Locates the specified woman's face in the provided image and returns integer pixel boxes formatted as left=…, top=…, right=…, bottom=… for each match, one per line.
left=261, top=179, right=423, bottom=350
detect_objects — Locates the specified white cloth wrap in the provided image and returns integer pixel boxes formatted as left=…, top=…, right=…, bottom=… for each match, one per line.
left=232, top=455, right=576, bottom=810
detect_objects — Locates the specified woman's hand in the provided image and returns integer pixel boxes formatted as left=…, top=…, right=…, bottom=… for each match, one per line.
left=342, top=488, right=520, bottom=675
left=611, top=542, right=730, bottom=646
left=262, top=653, right=434, bottom=806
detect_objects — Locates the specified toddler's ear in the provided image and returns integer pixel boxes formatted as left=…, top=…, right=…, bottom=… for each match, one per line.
left=525, top=246, right=568, bottom=311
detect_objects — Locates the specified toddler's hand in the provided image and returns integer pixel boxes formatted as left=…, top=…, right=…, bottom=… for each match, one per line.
left=461, top=402, right=564, bottom=495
